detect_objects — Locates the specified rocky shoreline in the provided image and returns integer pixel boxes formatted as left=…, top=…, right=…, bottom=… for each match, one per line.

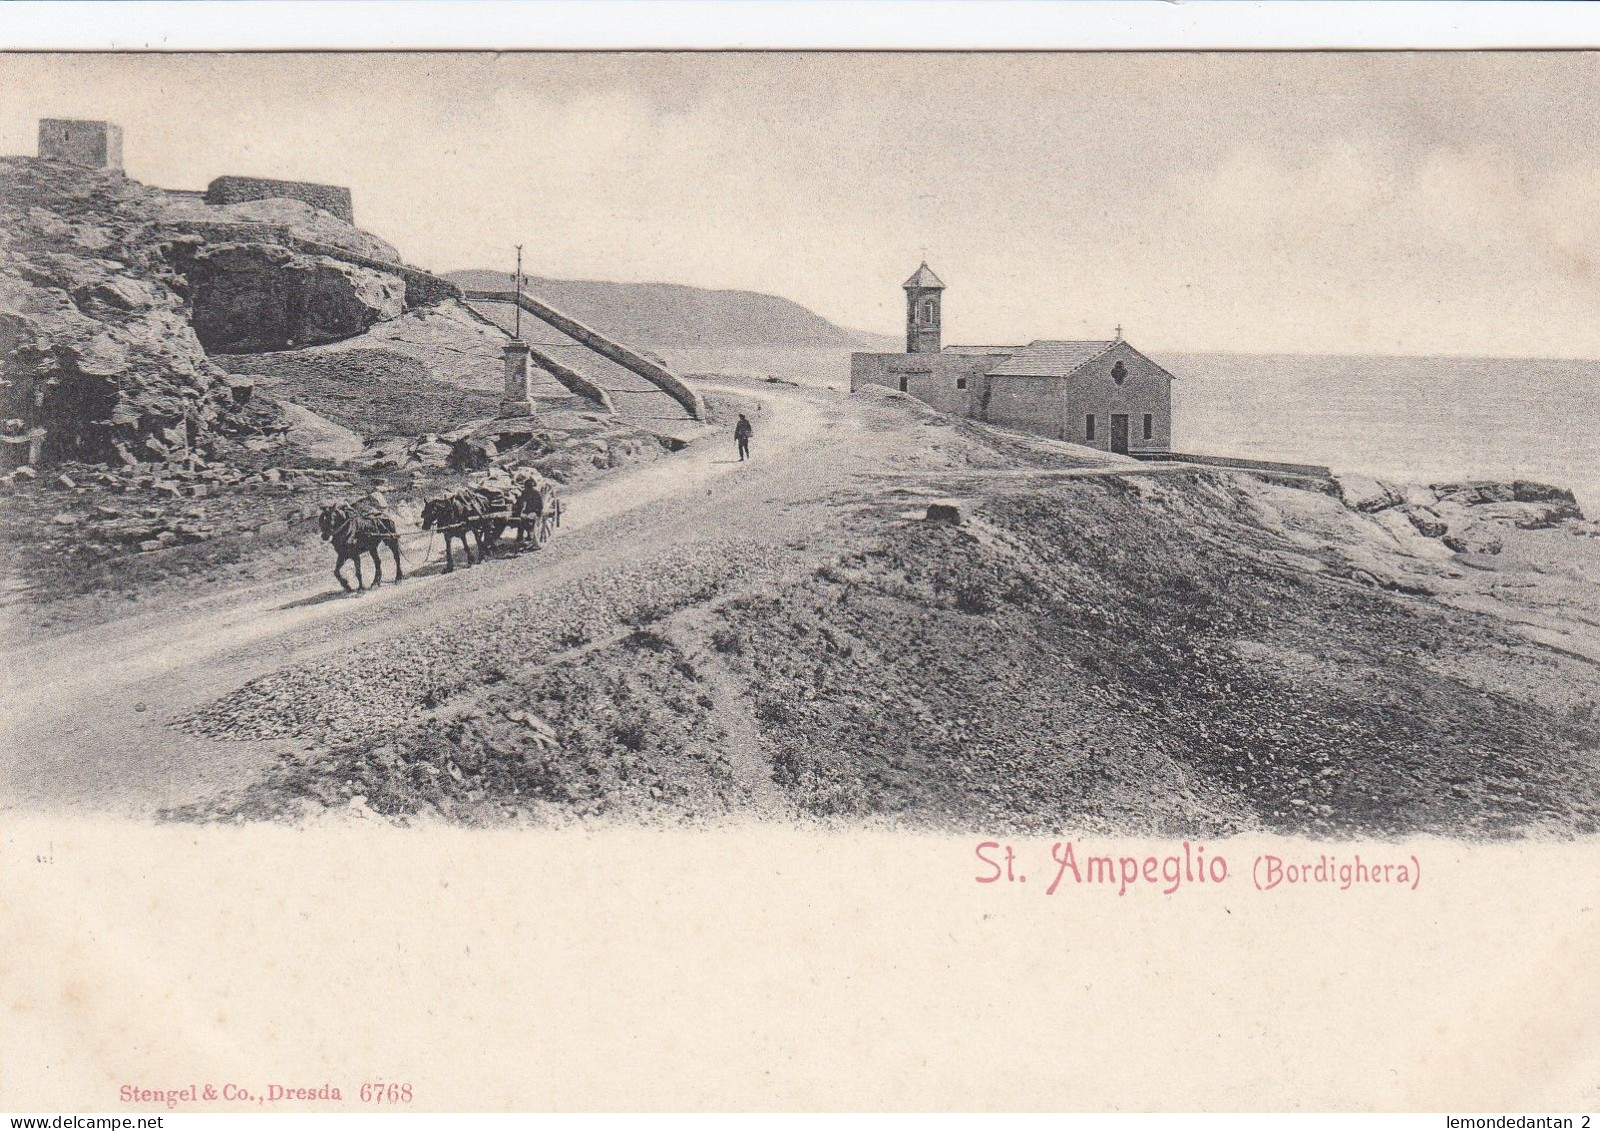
left=1336, top=471, right=1586, bottom=557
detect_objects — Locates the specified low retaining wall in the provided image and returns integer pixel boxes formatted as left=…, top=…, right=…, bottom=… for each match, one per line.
left=454, top=301, right=612, bottom=411
left=293, top=237, right=460, bottom=307
left=153, top=221, right=461, bottom=309
left=465, top=288, right=705, bottom=421
left=524, top=346, right=615, bottom=413
left=1138, top=451, right=1334, bottom=479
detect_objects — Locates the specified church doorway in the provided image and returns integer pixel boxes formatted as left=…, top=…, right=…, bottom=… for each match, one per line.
left=1110, top=414, right=1130, bottom=455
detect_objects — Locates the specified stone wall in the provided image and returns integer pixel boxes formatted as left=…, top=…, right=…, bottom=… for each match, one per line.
left=524, top=346, right=615, bottom=412
left=294, top=237, right=459, bottom=307
left=205, top=176, right=355, bottom=224
left=1145, top=452, right=1333, bottom=478
left=463, top=288, right=706, bottom=421
left=986, top=341, right=1173, bottom=454
left=38, top=119, right=122, bottom=171
left=850, top=351, right=1010, bottom=416
left=984, top=372, right=1067, bottom=438
left=154, top=221, right=461, bottom=310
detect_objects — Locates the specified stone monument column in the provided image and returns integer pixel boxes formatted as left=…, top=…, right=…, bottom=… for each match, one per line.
left=500, top=339, right=535, bottom=418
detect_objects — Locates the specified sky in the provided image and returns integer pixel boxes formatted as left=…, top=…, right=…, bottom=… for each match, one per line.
left=5, top=51, right=1600, bottom=357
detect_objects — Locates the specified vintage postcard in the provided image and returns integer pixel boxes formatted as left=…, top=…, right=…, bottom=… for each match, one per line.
left=2, top=41, right=1599, bottom=1115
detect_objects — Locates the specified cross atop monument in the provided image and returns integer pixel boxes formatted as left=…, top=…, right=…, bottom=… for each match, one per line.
left=510, top=244, right=528, bottom=339
left=499, top=243, right=536, bottom=418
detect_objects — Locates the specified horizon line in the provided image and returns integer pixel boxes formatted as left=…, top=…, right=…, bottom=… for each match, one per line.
left=445, top=270, right=1600, bottom=364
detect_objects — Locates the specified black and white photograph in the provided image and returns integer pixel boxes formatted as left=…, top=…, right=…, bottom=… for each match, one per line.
left=6, top=51, right=1599, bottom=838
left=3, top=18, right=1600, bottom=1116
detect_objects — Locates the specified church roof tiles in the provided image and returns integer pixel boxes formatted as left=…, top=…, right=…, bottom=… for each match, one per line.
left=985, top=339, right=1119, bottom=377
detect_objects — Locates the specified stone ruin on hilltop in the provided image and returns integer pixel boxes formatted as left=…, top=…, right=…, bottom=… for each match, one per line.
left=1, top=118, right=703, bottom=475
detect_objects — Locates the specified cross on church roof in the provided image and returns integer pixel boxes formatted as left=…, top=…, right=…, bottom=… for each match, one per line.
left=903, top=262, right=946, bottom=289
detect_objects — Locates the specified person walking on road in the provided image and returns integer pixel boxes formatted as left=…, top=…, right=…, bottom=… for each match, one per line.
left=734, top=413, right=754, bottom=461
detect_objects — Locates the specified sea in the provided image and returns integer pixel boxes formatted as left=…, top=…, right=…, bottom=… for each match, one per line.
left=661, top=347, right=1600, bottom=512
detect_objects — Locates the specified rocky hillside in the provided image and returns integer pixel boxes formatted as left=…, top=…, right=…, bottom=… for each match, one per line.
left=181, top=241, right=407, bottom=354
left=445, top=269, right=893, bottom=350
left=0, top=156, right=454, bottom=469
left=167, top=388, right=1600, bottom=838
left=0, top=158, right=259, bottom=466
left=0, top=158, right=687, bottom=629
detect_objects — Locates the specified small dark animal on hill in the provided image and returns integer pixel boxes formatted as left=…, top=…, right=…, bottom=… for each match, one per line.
left=318, top=501, right=404, bottom=592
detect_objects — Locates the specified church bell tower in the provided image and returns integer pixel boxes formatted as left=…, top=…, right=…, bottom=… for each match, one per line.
left=903, top=261, right=945, bottom=354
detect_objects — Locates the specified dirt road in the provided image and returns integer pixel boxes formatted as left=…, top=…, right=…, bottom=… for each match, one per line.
left=0, top=380, right=876, bottom=815
left=13, top=376, right=1588, bottom=829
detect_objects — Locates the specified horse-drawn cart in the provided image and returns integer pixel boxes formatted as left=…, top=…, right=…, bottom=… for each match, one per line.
left=417, top=468, right=563, bottom=570
left=319, top=468, right=564, bottom=587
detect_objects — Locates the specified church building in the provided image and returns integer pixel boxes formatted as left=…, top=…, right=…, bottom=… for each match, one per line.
left=849, top=263, right=1175, bottom=456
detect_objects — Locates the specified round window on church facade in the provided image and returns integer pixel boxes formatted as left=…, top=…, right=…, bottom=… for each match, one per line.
left=1111, top=360, right=1127, bottom=385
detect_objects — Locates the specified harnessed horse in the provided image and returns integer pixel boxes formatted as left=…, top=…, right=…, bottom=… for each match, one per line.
left=420, top=485, right=514, bottom=569
left=419, top=475, right=562, bottom=570
left=421, top=489, right=483, bottom=571
left=318, top=502, right=403, bottom=592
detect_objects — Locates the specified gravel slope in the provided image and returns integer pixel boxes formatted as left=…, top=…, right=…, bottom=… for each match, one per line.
left=121, top=384, right=1600, bottom=837
left=5, top=378, right=1597, bottom=835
